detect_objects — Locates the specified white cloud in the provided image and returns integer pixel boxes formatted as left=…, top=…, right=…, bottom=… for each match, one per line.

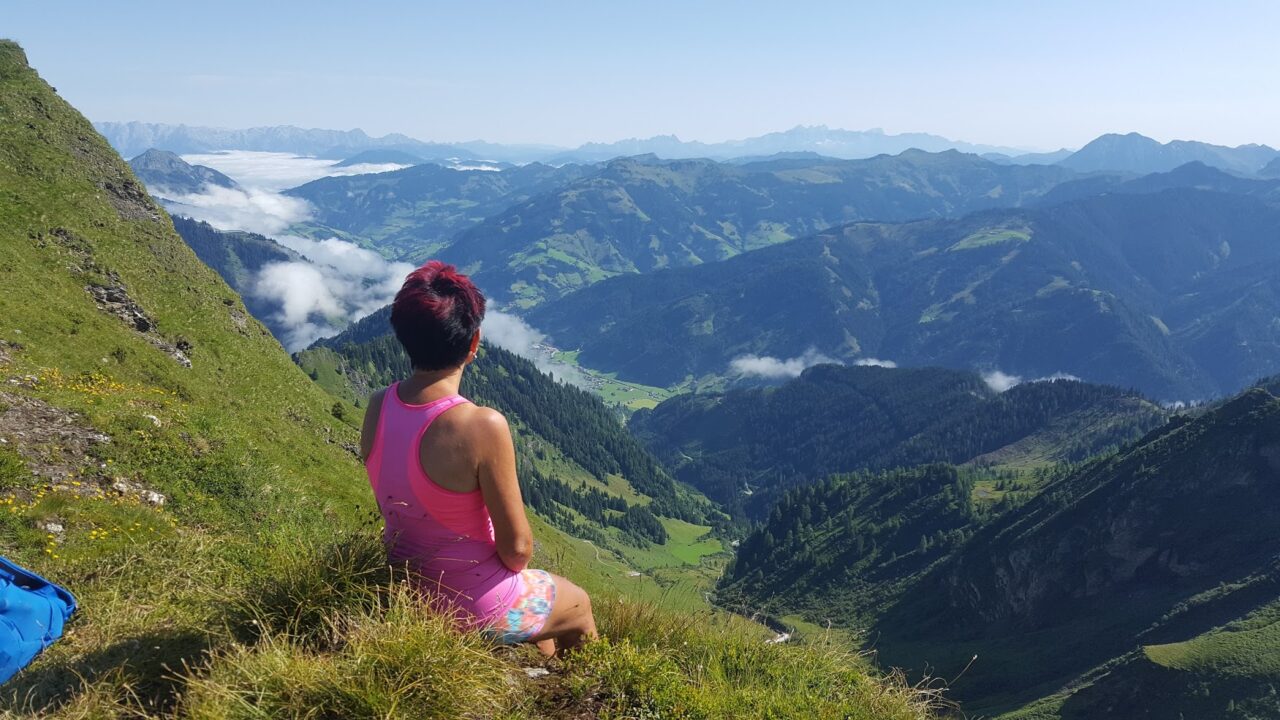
left=155, top=151, right=584, bottom=368
left=982, top=370, right=1023, bottom=393
left=730, top=348, right=838, bottom=380
left=161, top=185, right=312, bottom=235
left=158, top=151, right=413, bottom=236
left=143, top=151, right=421, bottom=351
left=483, top=311, right=546, bottom=355
left=854, top=357, right=898, bottom=368
left=482, top=311, right=587, bottom=386
left=249, top=235, right=413, bottom=351
left=1033, top=372, right=1082, bottom=383
left=180, top=150, right=410, bottom=191
left=982, top=369, right=1083, bottom=393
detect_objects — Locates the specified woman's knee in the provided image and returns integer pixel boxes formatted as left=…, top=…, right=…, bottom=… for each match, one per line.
left=551, top=576, right=594, bottom=623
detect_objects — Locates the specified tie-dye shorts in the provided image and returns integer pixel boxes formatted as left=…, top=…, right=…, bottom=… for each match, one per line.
left=488, top=568, right=557, bottom=644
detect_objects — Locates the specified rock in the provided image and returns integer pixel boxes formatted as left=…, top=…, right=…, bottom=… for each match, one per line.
left=522, top=667, right=551, bottom=679
left=86, top=283, right=191, bottom=368
left=143, top=414, right=161, bottom=427
left=144, top=490, right=166, bottom=506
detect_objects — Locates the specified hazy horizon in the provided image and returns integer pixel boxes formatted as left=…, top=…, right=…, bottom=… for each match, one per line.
left=6, top=0, right=1280, bottom=151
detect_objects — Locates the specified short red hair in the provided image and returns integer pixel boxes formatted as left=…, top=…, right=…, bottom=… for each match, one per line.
left=389, top=261, right=486, bottom=370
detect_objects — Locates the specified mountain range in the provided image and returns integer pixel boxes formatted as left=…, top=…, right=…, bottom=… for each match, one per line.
left=528, top=180, right=1280, bottom=400
left=94, top=120, right=1040, bottom=165
left=93, top=121, right=483, bottom=161
left=541, top=125, right=1033, bottom=163
left=97, top=120, right=1280, bottom=182
left=432, top=151, right=1077, bottom=306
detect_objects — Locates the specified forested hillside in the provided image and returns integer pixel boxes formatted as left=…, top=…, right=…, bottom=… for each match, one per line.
left=726, top=384, right=1280, bottom=718
left=720, top=464, right=981, bottom=622
left=531, top=187, right=1280, bottom=399
left=632, top=364, right=1166, bottom=515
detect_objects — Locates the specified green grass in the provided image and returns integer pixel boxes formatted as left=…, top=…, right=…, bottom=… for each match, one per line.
left=1144, top=602, right=1280, bottom=677
left=947, top=228, right=1032, bottom=252
left=657, top=518, right=724, bottom=564
left=6, top=529, right=938, bottom=719
left=550, top=349, right=675, bottom=411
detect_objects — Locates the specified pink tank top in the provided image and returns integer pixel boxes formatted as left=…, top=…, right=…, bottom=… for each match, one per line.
left=365, top=383, right=522, bottom=628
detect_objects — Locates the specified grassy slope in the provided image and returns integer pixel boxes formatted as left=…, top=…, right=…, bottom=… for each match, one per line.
left=999, top=594, right=1280, bottom=720
left=0, top=41, right=934, bottom=719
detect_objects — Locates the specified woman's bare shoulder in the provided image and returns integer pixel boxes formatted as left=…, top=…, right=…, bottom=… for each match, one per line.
left=454, top=403, right=510, bottom=436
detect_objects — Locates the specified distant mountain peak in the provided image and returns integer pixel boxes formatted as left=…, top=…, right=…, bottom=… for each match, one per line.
left=127, top=148, right=237, bottom=194
left=1060, top=132, right=1279, bottom=175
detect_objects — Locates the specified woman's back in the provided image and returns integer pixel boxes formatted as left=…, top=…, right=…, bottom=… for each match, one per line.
left=365, top=383, right=518, bottom=627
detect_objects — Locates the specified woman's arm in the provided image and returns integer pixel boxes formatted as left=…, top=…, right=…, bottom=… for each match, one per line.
left=474, top=408, right=534, bottom=572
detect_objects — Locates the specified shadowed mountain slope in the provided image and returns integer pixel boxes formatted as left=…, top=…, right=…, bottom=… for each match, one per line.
left=529, top=187, right=1280, bottom=399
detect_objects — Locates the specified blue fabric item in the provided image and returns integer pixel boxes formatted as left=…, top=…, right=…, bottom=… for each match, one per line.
left=0, top=555, right=76, bottom=686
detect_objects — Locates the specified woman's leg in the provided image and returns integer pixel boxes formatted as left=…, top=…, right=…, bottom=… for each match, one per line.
left=527, top=573, right=597, bottom=657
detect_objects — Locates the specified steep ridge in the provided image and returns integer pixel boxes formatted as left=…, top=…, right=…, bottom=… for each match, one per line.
left=284, top=160, right=594, bottom=258
left=631, top=365, right=1166, bottom=516
left=1, top=41, right=932, bottom=719
left=167, top=216, right=302, bottom=339
left=0, top=36, right=368, bottom=707
left=438, top=151, right=1076, bottom=306
left=529, top=187, right=1280, bottom=399
left=892, top=388, right=1280, bottom=716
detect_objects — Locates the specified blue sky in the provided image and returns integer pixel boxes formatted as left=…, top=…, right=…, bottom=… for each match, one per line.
left=5, top=0, right=1279, bottom=150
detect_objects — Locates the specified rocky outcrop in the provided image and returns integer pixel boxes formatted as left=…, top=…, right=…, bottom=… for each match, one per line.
left=87, top=280, right=192, bottom=368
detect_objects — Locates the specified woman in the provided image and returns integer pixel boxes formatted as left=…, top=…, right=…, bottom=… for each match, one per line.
left=360, top=260, right=597, bottom=656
